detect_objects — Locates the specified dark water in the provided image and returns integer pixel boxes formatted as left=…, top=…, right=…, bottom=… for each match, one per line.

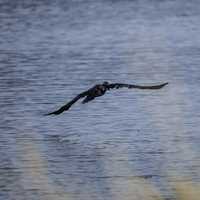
left=0, top=0, right=200, bottom=199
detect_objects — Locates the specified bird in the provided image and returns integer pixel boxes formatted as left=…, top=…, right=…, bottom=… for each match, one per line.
left=45, top=81, right=168, bottom=115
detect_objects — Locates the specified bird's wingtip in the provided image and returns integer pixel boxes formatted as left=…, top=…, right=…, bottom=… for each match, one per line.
left=159, top=82, right=168, bottom=88
left=44, top=113, right=52, bottom=116
left=44, top=112, right=56, bottom=116
left=44, top=109, right=63, bottom=116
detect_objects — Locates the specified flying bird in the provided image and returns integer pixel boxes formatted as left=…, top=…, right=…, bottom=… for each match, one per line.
left=45, top=81, right=168, bottom=115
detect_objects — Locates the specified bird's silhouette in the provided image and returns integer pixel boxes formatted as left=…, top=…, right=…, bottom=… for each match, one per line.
left=45, top=81, right=168, bottom=115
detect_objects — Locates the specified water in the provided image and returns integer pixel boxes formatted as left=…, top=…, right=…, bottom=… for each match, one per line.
left=0, top=0, right=200, bottom=199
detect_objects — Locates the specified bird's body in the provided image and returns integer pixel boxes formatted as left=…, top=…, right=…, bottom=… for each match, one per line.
left=45, top=81, right=168, bottom=115
left=82, top=83, right=108, bottom=103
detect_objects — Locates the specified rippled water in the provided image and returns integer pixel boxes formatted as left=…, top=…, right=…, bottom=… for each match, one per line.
left=0, top=0, right=200, bottom=199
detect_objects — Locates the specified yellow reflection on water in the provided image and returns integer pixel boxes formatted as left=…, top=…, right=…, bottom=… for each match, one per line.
left=16, top=137, right=72, bottom=200
left=16, top=136, right=200, bottom=200
left=174, top=182, right=200, bottom=200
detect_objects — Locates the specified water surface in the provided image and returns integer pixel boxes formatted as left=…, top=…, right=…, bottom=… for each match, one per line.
left=0, top=0, right=200, bottom=199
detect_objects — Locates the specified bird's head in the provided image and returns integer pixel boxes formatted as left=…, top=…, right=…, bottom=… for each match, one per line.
left=103, top=81, right=109, bottom=86
left=103, top=81, right=109, bottom=88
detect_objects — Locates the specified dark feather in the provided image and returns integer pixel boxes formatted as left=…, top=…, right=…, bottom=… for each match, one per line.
left=45, top=91, right=88, bottom=115
left=82, top=95, right=95, bottom=104
left=45, top=82, right=168, bottom=115
left=108, top=82, right=168, bottom=90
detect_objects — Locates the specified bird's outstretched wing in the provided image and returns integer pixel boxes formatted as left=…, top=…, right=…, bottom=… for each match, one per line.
left=45, top=91, right=88, bottom=115
left=108, top=82, right=168, bottom=90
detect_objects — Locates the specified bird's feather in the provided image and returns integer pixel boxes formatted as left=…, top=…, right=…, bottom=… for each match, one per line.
left=108, top=82, right=168, bottom=90
left=45, top=91, right=88, bottom=115
left=82, top=95, right=95, bottom=104
left=45, top=82, right=168, bottom=115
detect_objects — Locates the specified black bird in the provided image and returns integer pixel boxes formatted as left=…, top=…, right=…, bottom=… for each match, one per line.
left=45, top=81, right=168, bottom=115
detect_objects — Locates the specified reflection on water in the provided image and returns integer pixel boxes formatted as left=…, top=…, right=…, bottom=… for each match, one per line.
left=0, top=0, right=200, bottom=199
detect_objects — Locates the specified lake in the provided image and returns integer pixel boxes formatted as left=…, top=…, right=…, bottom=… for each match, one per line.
left=0, top=0, right=200, bottom=199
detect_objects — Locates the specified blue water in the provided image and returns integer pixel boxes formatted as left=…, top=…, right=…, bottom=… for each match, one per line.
left=0, top=0, right=200, bottom=199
